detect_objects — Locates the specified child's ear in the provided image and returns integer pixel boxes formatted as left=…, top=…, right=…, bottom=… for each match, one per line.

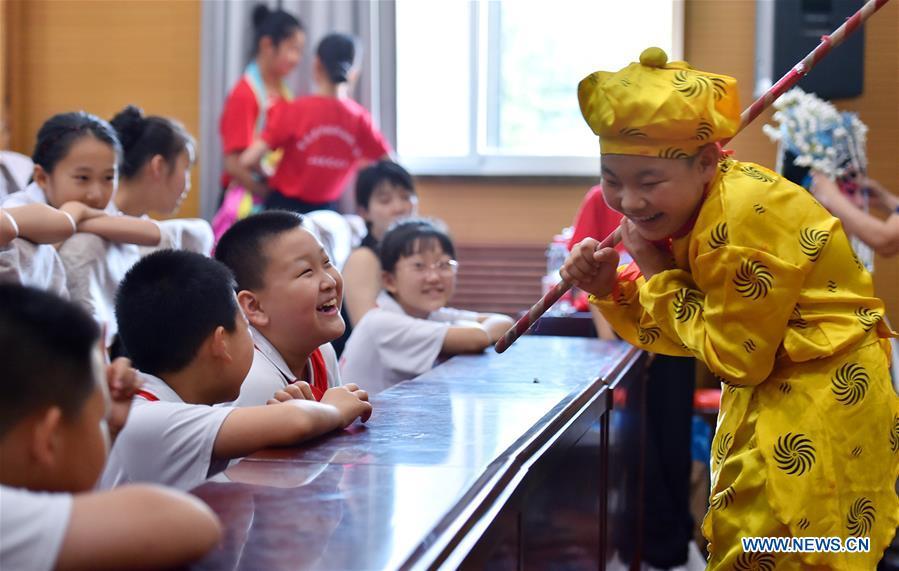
left=237, top=290, right=269, bottom=328
left=149, top=154, right=167, bottom=179
left=32, top=165, right=50, bottom=190
left=209, top=325, right=232, bottom=363
left=381, top=271, right=398, bottom=294
left=30, top=406, right=63, bottom=468
left=356, top=204, right=369, bottom=219
left=696, top=143, right=719, bottom=183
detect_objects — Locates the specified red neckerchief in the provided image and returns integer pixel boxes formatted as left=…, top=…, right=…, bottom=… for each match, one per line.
left=134, top=389, right=159, bottom=402
left=255, top=344, right=330, bottom=401
left=308, top=348, right=328, bottom=401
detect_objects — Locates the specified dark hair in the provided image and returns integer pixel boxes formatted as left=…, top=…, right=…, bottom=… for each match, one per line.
left=115, top=250, right=238, bottom=376
left=215, top=210, right=305, bottom=291
left=32, top=111, right=122, bottom=174
left=251, top=4, right=303, bottom=57
left=110, top=105, right=195, bottom=179
left=379, top=218, right=455, bottom=273
left=355, top=160, right=415, bottom=209
left=0, top=284, right=100, bottom=436
left=316, top=33, right=359, bottom=84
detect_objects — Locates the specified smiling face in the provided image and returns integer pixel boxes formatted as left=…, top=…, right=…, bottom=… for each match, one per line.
left=253, top=227, right=345, bottom=352
left=34, top=136, right=118, bottom=209
left=383, top=238, right=457, bottom=319
left=362, top=181, right=418, bottom=241
left=600, top=146, right=718, bottom=241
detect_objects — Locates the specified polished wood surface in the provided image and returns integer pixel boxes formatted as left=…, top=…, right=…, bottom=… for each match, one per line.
left=190, top=336, right=641, bottom=570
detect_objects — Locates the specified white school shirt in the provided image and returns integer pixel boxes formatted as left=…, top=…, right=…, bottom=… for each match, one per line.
left=0, top=181, right=47, bottom=207
left=0, top=485, right=72, bottom=571
left=0, top=151, right=33, bottom=199
left=141, top=218, right=215, bottom=257
left=100, top=372, right=235, bottom=491
left=0, top=240, right=69, bottom=298
left=1, top=184, right=70, bottom=297
left=231, top=328, right=342, bottom=407
left=340, top=291, right=479, bottom=396
left=58, top=233, right=141, bottom=347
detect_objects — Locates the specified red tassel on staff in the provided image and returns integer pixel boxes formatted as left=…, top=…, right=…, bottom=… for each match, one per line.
left=494, top=0, right=892, bottom=354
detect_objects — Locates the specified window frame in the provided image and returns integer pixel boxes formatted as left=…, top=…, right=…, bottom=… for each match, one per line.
left=393, top=0, right=685, bottom=177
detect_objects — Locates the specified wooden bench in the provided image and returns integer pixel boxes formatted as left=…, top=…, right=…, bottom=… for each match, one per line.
left=450, top=243, right=546, bottom=315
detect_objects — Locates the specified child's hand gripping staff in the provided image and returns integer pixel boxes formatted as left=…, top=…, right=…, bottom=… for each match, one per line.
left=494, top=0, right=890, bottom=354
left=493, top=227, right=621, bottom=354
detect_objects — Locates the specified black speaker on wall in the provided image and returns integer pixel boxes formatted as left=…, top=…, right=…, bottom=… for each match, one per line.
left=755, top=0, right=865, bottom=100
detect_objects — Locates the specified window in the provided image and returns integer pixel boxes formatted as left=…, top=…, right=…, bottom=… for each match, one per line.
left=395, top=0, right=684, bottom=176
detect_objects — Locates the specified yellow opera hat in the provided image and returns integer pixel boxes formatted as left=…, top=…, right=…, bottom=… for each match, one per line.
left=578, top=47, right=741, bottom=158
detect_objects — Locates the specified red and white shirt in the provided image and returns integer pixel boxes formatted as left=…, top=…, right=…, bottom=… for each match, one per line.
left=219, top=76, right=289, bottom=188
left=100, top=372, right=235, bottom=491
left=262, top=96, right=391, bottom=204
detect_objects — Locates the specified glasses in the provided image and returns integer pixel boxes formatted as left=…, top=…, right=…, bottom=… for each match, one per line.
left=405, top=259, right=459, bottom=276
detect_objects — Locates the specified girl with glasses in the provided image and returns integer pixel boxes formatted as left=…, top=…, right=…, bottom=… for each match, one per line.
left=340, top=218, right=513, bottom=395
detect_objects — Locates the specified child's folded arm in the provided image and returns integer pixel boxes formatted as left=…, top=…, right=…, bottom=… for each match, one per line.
left=1, top=204, right=77, bottom=245
left=77, top=215, right=162, bottom=246
left=638, top=246, right=804, bottom=386
left=56, top=484, right=222, bottom=571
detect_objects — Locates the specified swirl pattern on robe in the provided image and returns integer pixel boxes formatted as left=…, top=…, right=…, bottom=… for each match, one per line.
left=733, top=260, right=773, bottom=300
left=637, top=325, right=661, bottom=345
left=799, top=228, right=830, bottom=261
left=711, top=485, right=735, bottom=510
left=846, top=497, right=875, bottom=536
left=673, top=288, right=703, bottom=322
left=831, top=363, right=869, bottom=406
left=773, top=433, right=816, bottom=476
left=708, top=222, right=728, bottom=249
left=734, top=552, right=776, bottom=571
left=854, top=307, right=881, bottom=332
left=714, top=432, right=733, bottom=465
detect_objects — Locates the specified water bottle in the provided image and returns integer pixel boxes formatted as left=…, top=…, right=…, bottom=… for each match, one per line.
left=543, top=231, right=574, bottom=315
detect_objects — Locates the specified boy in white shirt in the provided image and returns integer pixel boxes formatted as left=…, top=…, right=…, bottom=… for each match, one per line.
left=215, top=211, right=348, bottom=405
left=0, top=284, right=222, bottom=570
left=102, top=250, right=372, bottom=491
left=340, top=219, right=514, bottom=395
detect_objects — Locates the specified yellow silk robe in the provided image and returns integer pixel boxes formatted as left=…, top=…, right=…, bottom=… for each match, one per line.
left=593, top=157, right=899, bottom=570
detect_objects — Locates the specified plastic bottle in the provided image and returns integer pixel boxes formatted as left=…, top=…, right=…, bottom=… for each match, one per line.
left=542, top=231, right=574, bottom=314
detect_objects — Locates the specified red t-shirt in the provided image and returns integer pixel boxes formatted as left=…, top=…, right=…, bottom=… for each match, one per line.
left=262, top=96, right=391, bottom=204
left=568, top=185, right=625, bottom=251
left=218, top=77, right=288, bottom=188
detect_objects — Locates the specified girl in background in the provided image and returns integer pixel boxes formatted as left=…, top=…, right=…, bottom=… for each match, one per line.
left=0, top=111, right=158, bottom=303
left=340, top=219, right=513, bottom=395
left=240, top=32, right=391, bottom=214
left=214, top=4, right=304, bottom=240
left=111, top=105, right=212, bottom=254
left=332, top=160, right=417, bottom=356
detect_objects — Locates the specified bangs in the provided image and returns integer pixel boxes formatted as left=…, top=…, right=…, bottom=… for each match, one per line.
left=403, top=235, right=453, bottom=259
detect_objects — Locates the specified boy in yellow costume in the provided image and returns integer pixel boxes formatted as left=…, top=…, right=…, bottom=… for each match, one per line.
left=563, top=47, right=899, bottom=570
